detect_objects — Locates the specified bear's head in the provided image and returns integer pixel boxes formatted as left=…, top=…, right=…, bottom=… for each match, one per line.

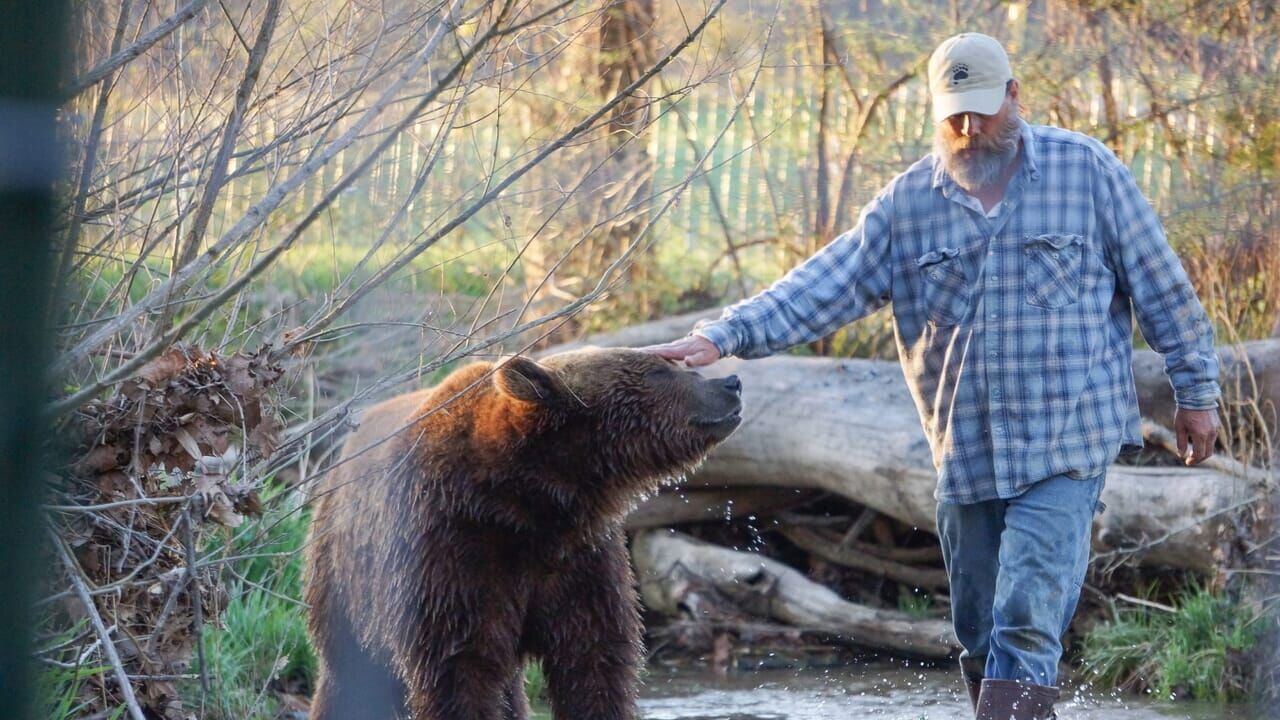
left=493, top=347, right=742, bottom=490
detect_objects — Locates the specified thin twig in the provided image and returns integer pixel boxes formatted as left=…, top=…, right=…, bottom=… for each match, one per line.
left=45, top=496, right=189, bottom=512
left=53, top=533, right=148, bottom=720
left=1115, top=593, right=1176, bottom=613
left=181, top=504, right=211, bottom=697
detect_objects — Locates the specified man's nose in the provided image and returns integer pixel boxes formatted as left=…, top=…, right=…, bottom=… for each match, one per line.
left=961, top=112, right=981, bottom=137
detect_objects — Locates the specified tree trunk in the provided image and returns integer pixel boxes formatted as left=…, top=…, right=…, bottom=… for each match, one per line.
left=596, top=0, right=656, bottom=316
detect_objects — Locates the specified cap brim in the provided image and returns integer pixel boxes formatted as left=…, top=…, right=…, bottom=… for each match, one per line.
left=932, top=84, right=1007, bottom=124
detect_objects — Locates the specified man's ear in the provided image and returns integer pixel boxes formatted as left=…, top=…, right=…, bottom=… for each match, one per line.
left=495, top=356, right=569, bottom=407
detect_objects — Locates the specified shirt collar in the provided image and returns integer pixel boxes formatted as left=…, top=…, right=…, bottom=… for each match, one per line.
left=1019, top=118, right=1040, bottom=181
left=931, top=117, right=1040, bottom=190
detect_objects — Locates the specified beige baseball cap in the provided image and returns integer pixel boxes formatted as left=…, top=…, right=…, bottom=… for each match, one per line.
left=928, top=33, right=1013, bottom=124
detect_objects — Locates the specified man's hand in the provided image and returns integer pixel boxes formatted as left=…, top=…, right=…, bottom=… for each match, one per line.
left=638, top=334, right=721, bottom=367
left=1174, top=407, right=1221, bottom=465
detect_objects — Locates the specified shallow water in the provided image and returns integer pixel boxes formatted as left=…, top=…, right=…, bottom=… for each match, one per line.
left=636, top=663, right=1234, bottom=720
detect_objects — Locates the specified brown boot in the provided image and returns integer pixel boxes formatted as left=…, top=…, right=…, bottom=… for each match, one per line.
left=975, top=678, right=1061, bottom=720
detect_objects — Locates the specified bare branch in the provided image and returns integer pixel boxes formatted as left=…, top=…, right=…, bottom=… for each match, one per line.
left=66, top=0, right=212, bottom=97
left=155, top=0, right=283, bottom=336
left=54, top=0, right=468, bottom=376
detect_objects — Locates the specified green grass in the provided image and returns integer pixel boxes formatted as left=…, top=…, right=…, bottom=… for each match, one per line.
left=35, top=618, right=127, bottom=720
left=1077, top=578, right=1262, bottom=702
left=194, top=487, right=316, bottom=719
left=897, top=588, right=936, bottom=620
left=524, top=659, right=550, bottom=715
left=37, top=662, right=120, bottom=720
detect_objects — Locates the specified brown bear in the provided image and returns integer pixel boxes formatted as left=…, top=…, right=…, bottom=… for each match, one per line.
left=304, top=347, right=742, bottom=719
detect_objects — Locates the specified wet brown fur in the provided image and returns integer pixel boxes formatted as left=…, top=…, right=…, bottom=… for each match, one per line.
left=304, top=347, right=741, bottom=720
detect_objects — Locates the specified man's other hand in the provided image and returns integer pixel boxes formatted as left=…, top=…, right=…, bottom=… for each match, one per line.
left=1174, top=407, right=1221, bottom=465
left=638, top=334, right=722, bottom=367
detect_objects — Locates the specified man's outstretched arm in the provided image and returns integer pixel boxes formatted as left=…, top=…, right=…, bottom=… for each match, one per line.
left=642, top=190, right=895, bottom=366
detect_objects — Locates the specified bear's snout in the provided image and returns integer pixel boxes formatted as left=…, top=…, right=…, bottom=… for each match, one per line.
left=722, top=374, right=741, bottom=394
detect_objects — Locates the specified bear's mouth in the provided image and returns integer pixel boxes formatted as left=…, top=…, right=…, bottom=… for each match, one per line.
left=690, top=408, right=742, bottom=428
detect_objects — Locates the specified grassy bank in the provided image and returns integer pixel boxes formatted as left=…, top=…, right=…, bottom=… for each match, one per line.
left=1076, top=579, right=1263, bottom=703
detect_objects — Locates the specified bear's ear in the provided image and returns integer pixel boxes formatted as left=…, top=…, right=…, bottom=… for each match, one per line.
left=495, top=356, right=569, bottom=408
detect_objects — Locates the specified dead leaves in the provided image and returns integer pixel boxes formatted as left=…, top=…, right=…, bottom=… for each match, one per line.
left=52, top=343, right=285, bottom=719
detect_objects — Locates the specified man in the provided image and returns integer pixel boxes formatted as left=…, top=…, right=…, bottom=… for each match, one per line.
left=641, top=32, right=1222, bottom=720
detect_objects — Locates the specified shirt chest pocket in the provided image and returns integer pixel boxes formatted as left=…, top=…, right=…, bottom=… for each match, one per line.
left=1023, top=233, right=1084, bottom=309
left=915, top=247, right=972, bottom=326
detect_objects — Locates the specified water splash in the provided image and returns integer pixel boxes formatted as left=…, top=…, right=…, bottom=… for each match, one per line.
left=639, top=665, right=1232, bottom=720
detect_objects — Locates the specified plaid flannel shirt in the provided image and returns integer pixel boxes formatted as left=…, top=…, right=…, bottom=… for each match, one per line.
left=692, top=120, right=1220, bottom=504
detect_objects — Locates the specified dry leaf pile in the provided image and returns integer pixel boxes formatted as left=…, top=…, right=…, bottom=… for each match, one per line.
left=46, top=345, right=284, bottom=719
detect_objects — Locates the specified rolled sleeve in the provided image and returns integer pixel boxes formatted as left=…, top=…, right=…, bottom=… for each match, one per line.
left=1100, top=157, right=1221, bottom=410
left=688, top=191, right=895, bottom=359
left=689, top=322, right=739, bottom=359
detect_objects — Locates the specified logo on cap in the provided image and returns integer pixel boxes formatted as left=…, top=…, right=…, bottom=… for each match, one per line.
left=949, top=64, right=969, bottom=85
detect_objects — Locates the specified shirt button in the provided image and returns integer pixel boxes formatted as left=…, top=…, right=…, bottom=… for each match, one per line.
left=988, top=249, right=994, bottom=256
left=990, top=275, right=998, bottom=282
left=989, top=312, right=998, bottom=320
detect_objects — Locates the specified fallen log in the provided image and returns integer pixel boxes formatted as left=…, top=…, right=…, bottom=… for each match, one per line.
left=542, top=317, right=1277, bottom=574
left=539, top=309, right=1280, bottom=434
left=777, top=525, right=949, bottom=590
left=632, top=530, right=959, bottom=659
left=690, top=355, right=1265, bottom=574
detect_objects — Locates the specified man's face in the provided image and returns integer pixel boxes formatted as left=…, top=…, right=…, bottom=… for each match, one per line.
left=933, top=81, right=1022, bottom=193
left=937, top=95, right=1015, bottom=153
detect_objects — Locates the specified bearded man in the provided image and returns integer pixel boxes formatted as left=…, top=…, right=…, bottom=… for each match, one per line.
left=642, top=32, right=1222, bottom=720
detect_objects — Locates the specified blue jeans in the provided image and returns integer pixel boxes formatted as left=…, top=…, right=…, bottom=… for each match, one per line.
left=936, top=471, right=1106, bottom=686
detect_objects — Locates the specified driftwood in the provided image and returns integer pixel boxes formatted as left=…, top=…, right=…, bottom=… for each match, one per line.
left=544, top=314, right=1279, bottom=574
left=686, top=355, right=1266, bottom=574
left=540, top=310, right=1280, bottom=452
left=632, top=530, right=959, bottom=659
left=544, top=315, right=1277, bottom=659
left=777, top=526, right=950, bottom=590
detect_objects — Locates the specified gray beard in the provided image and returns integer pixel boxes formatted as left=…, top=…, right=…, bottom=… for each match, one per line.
left=934, top=116, right=1022, bottom=193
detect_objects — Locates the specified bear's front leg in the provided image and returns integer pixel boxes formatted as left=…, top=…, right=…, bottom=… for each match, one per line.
left=405, top=650, right=517, bottom=720
left=531, top=536, right=642, bottom=720
left=398, top=579, right=527, bottom=720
